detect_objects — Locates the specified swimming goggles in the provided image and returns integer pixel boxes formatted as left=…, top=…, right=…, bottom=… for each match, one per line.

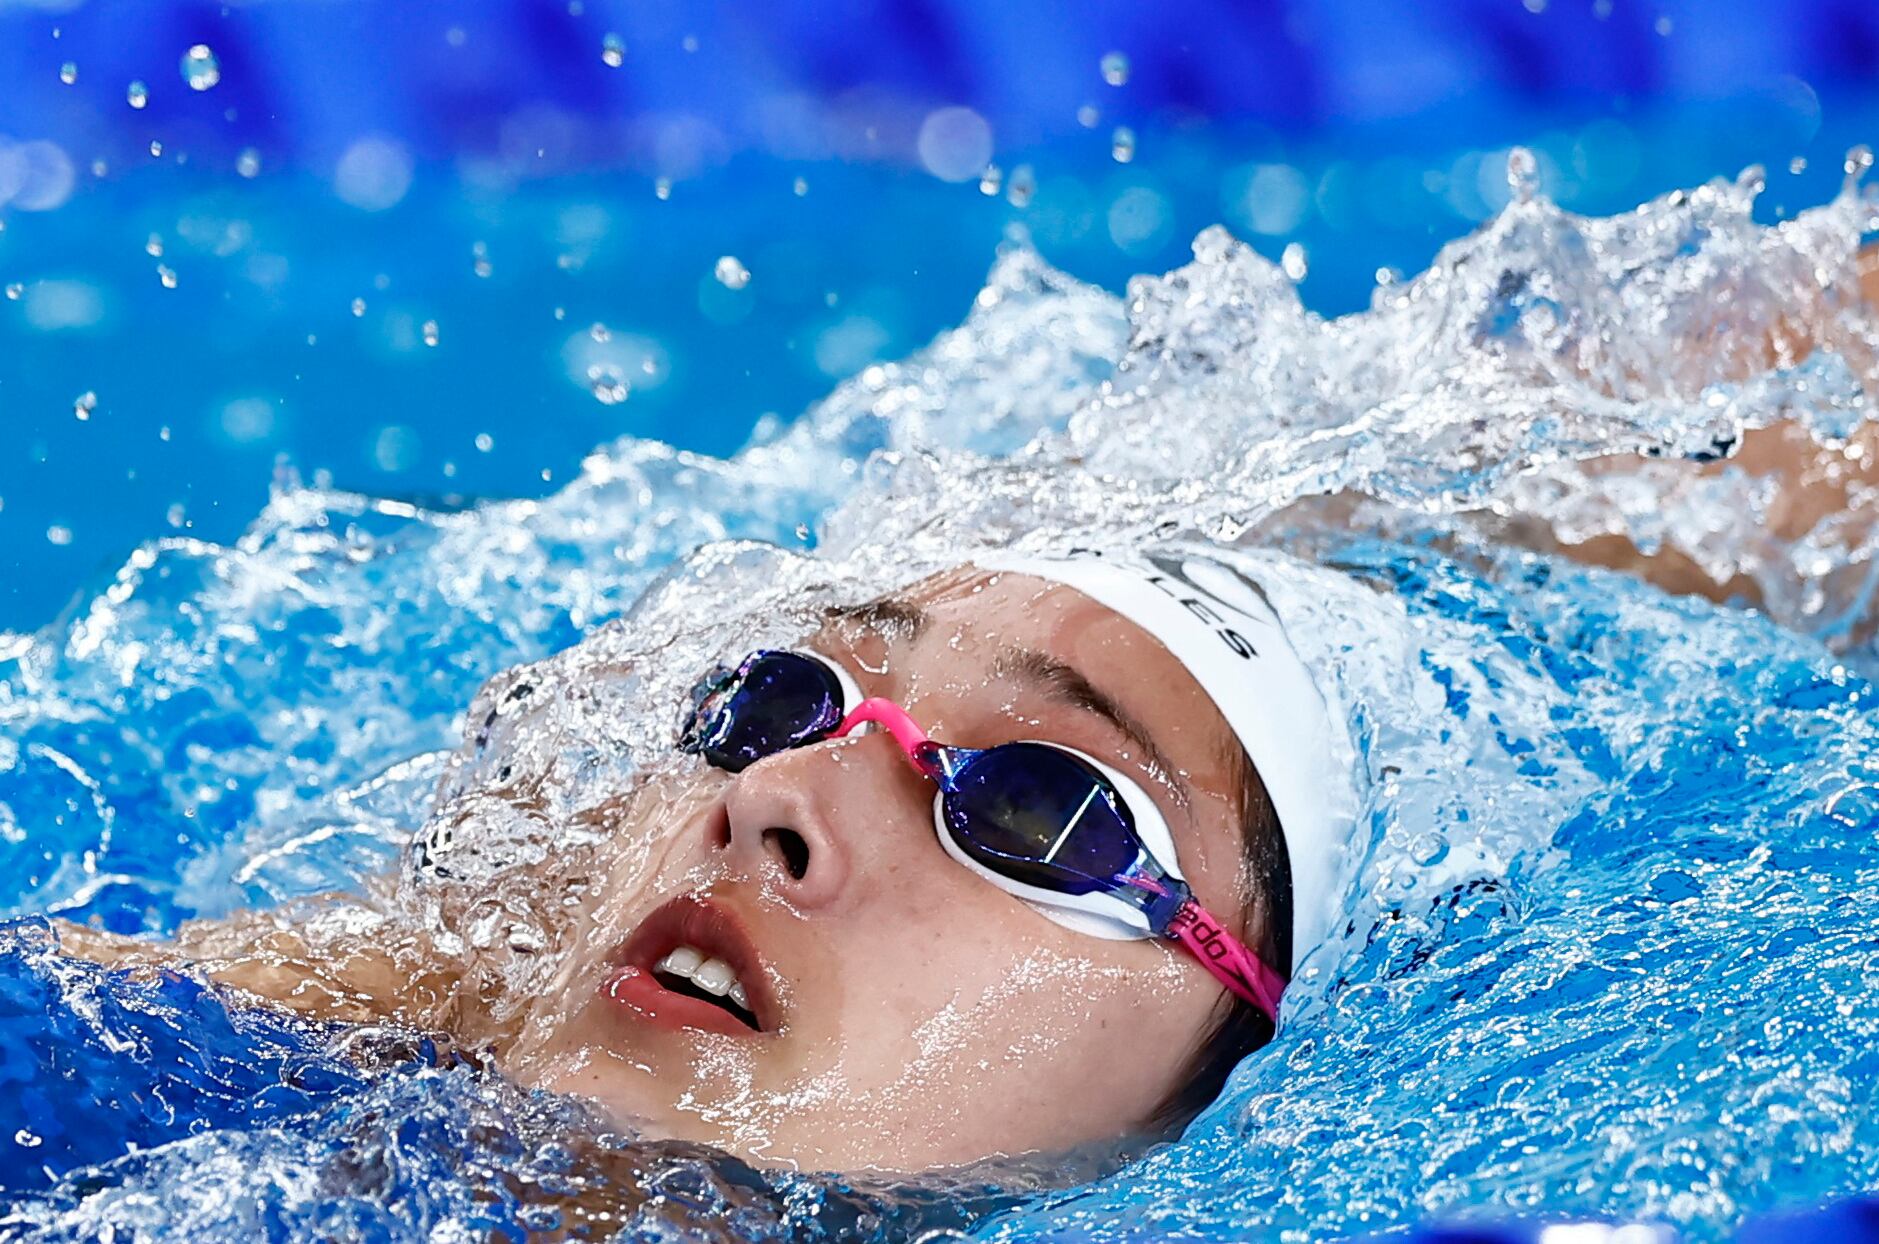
left=677, top=649, right=1286, bottom=1021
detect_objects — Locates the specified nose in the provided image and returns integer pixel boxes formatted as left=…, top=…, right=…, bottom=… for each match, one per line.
left=710, top=734, right=930, bottom=909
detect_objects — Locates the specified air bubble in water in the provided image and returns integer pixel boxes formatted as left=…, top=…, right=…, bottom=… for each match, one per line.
left=1844, top=144, right=1873, bottom=179
left=714, top=255, right=750, bottom=290
left=1006, top=164, right=1036, bottom=207
left=351, top=297, right=366, bottom=317
left=157, top=264, right=177, bottom=289
left=1110, top=126, right=1136, bottom=164
left=4, top=284, right=21, bottom=301
left=145, top=234, right=163, bottom=257
left=474, top=432, right=494, bottom=453
left=978, top=164, right=1002, bottom=196
left=181, top=44, right=220, bottom=91
left=1100, top=51, right=1129, bottom=86
left=126, top=79, right=148, bottom=108
left=589, top=322, right=610, bottom=342
left=236, top=147, right=260, bottom=178
left=149, top=140, right=163, bottom=157
left=58, top=61, right=76, bottom=85
left=1077, top=104, right=1100, bottom=128
left=472, top=241, right=492, bottom=278
left=1281, top=242, right=1309, bottom=282
left=1506, top=146, right=1539, bottom=202
left=793, top=176, right=808, bottom=196
left=1790, top=156, right=1808, bottom=175
left=586, top=363, right=629, bottom=404
left=73, top=391, right=96, bottom=420
left=422, top=319, right=440, bottom=347
left=601, top=33, right=625, bottom=66
left=654, top=177, right=671, bottom=200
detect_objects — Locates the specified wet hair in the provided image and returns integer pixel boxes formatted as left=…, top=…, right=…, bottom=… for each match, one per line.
left=1145, top=743, right=1293, bottom=1133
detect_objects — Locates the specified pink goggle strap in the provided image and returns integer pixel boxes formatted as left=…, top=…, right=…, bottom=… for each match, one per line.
left=835, top=697, right=1288, bottom=1023
left=1168, top=900, right=1287, bottom=1021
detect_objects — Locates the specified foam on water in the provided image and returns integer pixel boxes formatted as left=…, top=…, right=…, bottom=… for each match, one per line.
left=2, top=155, right=1878, bottom=1239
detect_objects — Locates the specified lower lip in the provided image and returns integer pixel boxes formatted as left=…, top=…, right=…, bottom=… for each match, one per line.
left=601, top=965, right=762, bottom=1038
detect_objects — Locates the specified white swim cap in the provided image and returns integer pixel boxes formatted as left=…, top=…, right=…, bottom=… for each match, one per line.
left=980, top=542, right=1352, bottom=972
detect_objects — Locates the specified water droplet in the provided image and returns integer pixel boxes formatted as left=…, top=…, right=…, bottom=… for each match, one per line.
left=144, top=233, right=163, bottom=257
left=158, top=425, right=171, bottom=442
left=156, top=264, right=177, bottom=289
left=471, top=240, right=492, bottom=278
left=149, top=140, right=163, bottom=157
left=681, top=33, right=699, bottom=52
left=1408, top=832, right=1450, bottom=867
left=421, top=319, right=440, bottom=347
left=350, top=297, right=366, bottom=317
left=1076, top=104, right=1100, bottom=128
left=1006, top=163, right=1036, bottom=207
left=566, top=0, right=582, bottom=14
left=714, top=255, right=750, bottom=290
left=58, top=61, right=77, bottom=85
left=1100, top=51, right=1129, bottom=86
left=978, top=164, right=1002, bottom=196
left=588, top=322, right=611, bottom=342
left=474, top=432, right=494, bottom=453
left=73, top=391, right=96, bottom=420
left=586, top=362, right=629, bottom=404
left=4, top=283, right=22, bottom=301
left=1281, top=242, right=1309, bottom=281
left=1790, top=156, right=1808, bottom=175
left=1593, top=0, right=1613, bottom=15
left=236, top=147, right=260, bottom=178
left=654, top=177, right=672, bottom=200
left=1654, top=14, right=1673, bottom=35
left=792, top=176, right=809, bottom=196
left=1110, top=126, right=1136, bottom=164
left=601, top=32, right=625, bottom=67
left=89, top=159, right=106, bottom=177
left=180, top=44, right=220, bottom=91
left=1843, top=144, right=1873, bottom=179
left=1505, top=145, right=1539, bottom=202
left=1522, top=0, right=1546, bottom=12
left=125, top=79, right=148, bottom=109
left=46, top=525, right=72, bottom=546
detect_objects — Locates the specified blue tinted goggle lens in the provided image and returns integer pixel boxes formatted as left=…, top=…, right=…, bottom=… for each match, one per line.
left=940, top=745, right=1142, bottom=894
left=680, top=651, right=846, bottom=773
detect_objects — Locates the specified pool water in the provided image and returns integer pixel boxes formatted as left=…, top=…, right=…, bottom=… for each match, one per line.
left=4, top=125, right=1879, bottom=1240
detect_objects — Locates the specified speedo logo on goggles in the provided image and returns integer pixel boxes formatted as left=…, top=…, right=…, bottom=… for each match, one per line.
left=677, top=648, right=1287, bottom=1020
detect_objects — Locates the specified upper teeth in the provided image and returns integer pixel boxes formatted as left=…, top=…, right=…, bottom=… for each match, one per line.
left=656, top=944, right=750, bottom=1011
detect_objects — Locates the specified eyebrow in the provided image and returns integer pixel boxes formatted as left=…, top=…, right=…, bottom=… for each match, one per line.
left=993, top=646, right=1193, bottom=809
left=822, top=597, right=930, bottom=641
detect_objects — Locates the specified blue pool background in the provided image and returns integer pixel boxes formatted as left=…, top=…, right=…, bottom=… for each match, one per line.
left=3, top=0, right=1879, bottom=630
left=3, top=2, right=1879, bottom=1239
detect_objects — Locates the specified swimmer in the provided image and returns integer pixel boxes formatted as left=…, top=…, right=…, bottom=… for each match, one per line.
left=56, top=543, right=1343, bottom=1171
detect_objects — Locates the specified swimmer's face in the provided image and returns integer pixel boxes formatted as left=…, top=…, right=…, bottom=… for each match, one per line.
left=505, top=568, right=1264, bottom=1171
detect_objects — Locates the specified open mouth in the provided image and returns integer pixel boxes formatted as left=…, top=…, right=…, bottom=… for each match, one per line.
left=602, top=896, right=775, bottom=1037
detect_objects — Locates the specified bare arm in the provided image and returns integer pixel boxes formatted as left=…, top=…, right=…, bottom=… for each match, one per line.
left=1527, top=247, right=1879, bottom=646
left=51, top=887, right=460, bottom=1029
